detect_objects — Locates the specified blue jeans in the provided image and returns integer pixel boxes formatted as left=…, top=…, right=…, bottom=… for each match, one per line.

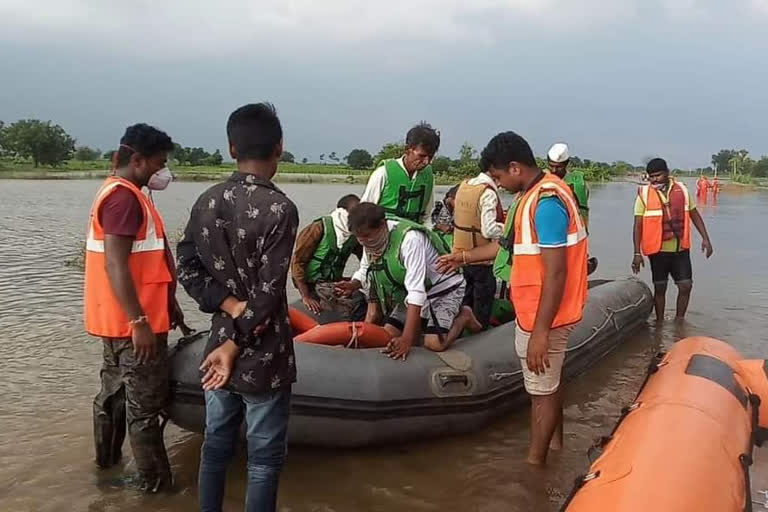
left=198, top=387, right=291, bottom=512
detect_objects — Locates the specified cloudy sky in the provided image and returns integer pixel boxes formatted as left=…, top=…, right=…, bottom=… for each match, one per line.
left=1, top=0, right=766, bottom=167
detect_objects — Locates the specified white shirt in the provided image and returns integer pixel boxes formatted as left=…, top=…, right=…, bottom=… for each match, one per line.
left=466, top=172, right=504, bottom=240
left=361, top=157, right=435, bottom=227
left=352, top=220, right=463, bottom=307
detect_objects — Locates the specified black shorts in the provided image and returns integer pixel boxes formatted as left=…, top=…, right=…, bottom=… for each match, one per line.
left=649, top=250, right=692, bottom=285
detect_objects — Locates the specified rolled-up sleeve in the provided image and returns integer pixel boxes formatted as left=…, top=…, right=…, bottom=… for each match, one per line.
left=479, top=189, right=504, bottom=240
left=351, top=248, right=370, bottom=285
left=400, top=231, right=428, bottom=307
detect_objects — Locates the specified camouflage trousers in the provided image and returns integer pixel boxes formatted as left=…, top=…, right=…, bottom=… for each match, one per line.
left=312, top=281, right=366, bottom=321
left=93, top=335, right=172, bottom=491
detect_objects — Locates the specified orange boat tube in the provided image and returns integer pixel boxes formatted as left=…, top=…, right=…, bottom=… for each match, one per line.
left=288, top=307, right=319, bottom=334
left=563, top=337, right=768, bottom=512
left=294, top=321, right=392, bottom=349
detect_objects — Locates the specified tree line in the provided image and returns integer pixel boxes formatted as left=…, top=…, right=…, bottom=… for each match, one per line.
left=2, top=118, right=766, bottom=180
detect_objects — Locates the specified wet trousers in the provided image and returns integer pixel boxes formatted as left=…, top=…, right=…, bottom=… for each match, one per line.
left=93, top=336, right=172, bottom=491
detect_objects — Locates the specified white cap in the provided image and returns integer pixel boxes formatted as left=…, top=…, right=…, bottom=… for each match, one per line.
left=548, top=143, right=569, bottom=163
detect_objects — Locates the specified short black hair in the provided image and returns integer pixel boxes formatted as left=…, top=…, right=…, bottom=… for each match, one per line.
left=646, top=158, right=669, bottom=174
left=479, top=131, right=537, bottom=169
left=337, top=194, right=360, bottom=210
left=405, top=122, right=440, bottom=156
left=115, top=123, right=174, bottom=167
left=445, top=185, right=459, bottom=200
left=226, top=103, right=282, bottom=161
left=348, top=202, right=386, bottom=232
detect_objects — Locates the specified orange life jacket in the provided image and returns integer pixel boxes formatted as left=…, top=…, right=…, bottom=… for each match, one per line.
left=638, top=180, right=691, bottom=256
left=84, top=177, right=172, bottom=337
left=511, top=173, right=588, bottom=332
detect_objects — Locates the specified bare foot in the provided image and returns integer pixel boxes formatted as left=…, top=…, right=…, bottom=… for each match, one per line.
left=461, top=306, right=483, bottom=333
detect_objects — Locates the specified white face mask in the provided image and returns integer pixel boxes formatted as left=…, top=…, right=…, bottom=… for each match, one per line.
left=147, top=167, right=173, bottom=191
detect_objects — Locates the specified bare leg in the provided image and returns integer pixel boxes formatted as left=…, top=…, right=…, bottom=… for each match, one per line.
left=527, top=389, right=562, bottom=465
left=653, top=283, right=667, bottom=322
left=549, top=391, right=564, bottom=451
left=423, top=306, right=481, bottom=352
left=675, top=281, right=692, bottom=319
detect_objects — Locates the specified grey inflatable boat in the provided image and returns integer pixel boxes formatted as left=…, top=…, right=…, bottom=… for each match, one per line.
left=166, top=278, right=652, bottom=447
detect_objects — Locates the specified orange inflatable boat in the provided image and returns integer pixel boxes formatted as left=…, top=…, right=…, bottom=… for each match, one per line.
left=289, top=307, right=392, bottom=348
left=562, top=337, right=768, bottom=511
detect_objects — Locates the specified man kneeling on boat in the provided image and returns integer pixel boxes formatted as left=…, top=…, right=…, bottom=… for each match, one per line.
left=334, top=203, right=482, bottom=360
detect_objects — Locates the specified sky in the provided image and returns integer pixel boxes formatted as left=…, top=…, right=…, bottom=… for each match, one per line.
left=1, top=0, right=767, bottom=168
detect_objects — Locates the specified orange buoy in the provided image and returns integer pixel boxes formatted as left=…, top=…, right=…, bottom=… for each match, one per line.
left=563, top=337, right=768, bottom=512
left=295, top=322, right=392, bottom=348
left=288, top=307, right=319, bottom=335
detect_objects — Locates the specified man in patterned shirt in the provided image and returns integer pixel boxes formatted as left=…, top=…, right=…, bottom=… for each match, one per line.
left=177, top=103, right=298, bottom=512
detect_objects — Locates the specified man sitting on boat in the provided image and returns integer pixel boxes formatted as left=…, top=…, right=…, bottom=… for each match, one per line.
left=291, top=194, right=365, bottom=320
left=334, top=203, right=482, bottom=360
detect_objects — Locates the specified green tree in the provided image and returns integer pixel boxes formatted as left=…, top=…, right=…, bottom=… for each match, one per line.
left=328, top=151, right=339, bottom=163
left=281, top=150, right=295, bottom=163
left=374, top=142, right=405, bottom=167
left=173, top=143, right=188, bottom=165
left=187, top=147, right=208, bottom=166
left=319, top=153, right=325, bottom=164
left=301, top=157, right=308, bottom=164
left=2, top=119, right=75, bottom=166
left=752, top=157, right=768, bottom=178
left=75, top=146, right=100, bottom=162
left=103, top=150, right=115, bottom=161
left=432, top=155, right=452, bottom=174
left=206, top=149, right=223, bottom=166
left=455, top=142, right=478, bottom=176
left=346, top=149, right=373, bottom=169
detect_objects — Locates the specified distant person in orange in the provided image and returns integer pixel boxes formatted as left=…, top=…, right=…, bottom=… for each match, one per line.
left=712, top=177, right=721, bottom=196
left=632, top=158, right=713, bottom=322
left=696, top=175, right=710, bottom=198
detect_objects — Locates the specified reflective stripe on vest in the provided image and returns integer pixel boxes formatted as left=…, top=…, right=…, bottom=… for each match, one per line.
left=84, top=177, right=171, bottom=338
left=639, top=180, right=691, bottom=256
left=511, top=173, right=588, bottom=332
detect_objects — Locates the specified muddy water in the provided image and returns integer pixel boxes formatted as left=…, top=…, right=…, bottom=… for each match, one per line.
left=1, top=178, right=766, bottom=511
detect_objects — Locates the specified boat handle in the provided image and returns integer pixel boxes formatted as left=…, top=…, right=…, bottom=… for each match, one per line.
left=439, top=374, right=469, bottom=387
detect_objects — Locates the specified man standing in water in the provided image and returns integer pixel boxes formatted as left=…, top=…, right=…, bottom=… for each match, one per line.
left=632, top=158, right=713, bottom=321
left=84, top=123, right=183, bottom=491
left=438, top=132, right=588, bottom=465
left=177, top=103, right=298, bottom=512
left=361, top=122, right=440, bottom=224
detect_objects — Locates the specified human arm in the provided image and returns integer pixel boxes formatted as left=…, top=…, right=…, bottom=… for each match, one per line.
left=689, top=208, right=713, bottom=257
left=421, top=184, right=435, bottom=227
left=436, top=242, right=500, bottom=273
left=479, top=189, right=504, bottom=240
left=526, top=197, right=569, bottom=375
left=103, top=234, right=156, bottom=363
left=632, top=195, right=645, bottom=274
left=360, top=166, right=386, bottom=205
left=290, top=221, right=324, bottom=313
left=384, top=304, right=422, bottom=361
left=336, top=245, right=370, bottom=297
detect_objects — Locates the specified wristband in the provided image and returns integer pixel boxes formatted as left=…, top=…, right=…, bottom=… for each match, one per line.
left=633, top=253, right=642, bottom=257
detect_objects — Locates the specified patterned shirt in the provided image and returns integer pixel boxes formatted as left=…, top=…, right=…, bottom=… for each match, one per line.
left=177, top=172, right=299, bottom=394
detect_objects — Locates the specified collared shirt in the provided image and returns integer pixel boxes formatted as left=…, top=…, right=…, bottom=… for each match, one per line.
left=176, top=172, right=299, bottom=394
left=352, top=220, right=463, bottom=307
left=360, top=156, right=435, bottom=226
left=465, top=172, right=504, bottom=240
left=290, top=218, right=363, bottom=286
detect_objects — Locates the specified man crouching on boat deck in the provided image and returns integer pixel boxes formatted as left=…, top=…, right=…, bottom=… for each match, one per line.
left=334, top=203, right=482, bottom=359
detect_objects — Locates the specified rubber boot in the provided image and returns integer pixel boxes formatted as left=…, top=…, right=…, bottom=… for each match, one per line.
left=130, top=428, right=173, bottom=493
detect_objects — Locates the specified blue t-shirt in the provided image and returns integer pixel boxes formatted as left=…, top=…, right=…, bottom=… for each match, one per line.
left=534, top=196, right=568, bottom=247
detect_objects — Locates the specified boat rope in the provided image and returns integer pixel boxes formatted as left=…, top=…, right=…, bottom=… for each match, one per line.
left=489, top=370, right=523, bottom=381
left=346, top=322, right=360, bottom=349
left=566, top=296, right=648, bottom=353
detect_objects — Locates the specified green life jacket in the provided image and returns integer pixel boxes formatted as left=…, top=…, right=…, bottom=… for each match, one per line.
left=305, top=216, right=360, bottom=283
left=493, top=197, right=521, bottom=283
left=434, top=230, right=454, bottom=253
left=369, top=219, right=450, bottom=314
left=378, top=159, right=434, bottom=223
left=564, top=171, right=589, bottom=224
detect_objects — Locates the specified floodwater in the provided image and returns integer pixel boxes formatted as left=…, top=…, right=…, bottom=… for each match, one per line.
left=1, top=178, right=767, bottom=511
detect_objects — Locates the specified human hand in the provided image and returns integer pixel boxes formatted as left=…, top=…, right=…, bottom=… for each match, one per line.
left=334, top=280, right=362, bottom=298
left=200, top=339, right=240, bottom=391
left=631, top=254, right=644, bottom=274
left=526, top=331, right=550, bottom=375
left=702, top=239, right=713, bottom=258
left=132, top=322, right=157, bottom=364
left=221, top=296, right=247, bottom=319
left=382, top=336, right=413, bottom=361
left=302, top=295, right=322, bottom=315
left=436, top=253, right=463, bottom=274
